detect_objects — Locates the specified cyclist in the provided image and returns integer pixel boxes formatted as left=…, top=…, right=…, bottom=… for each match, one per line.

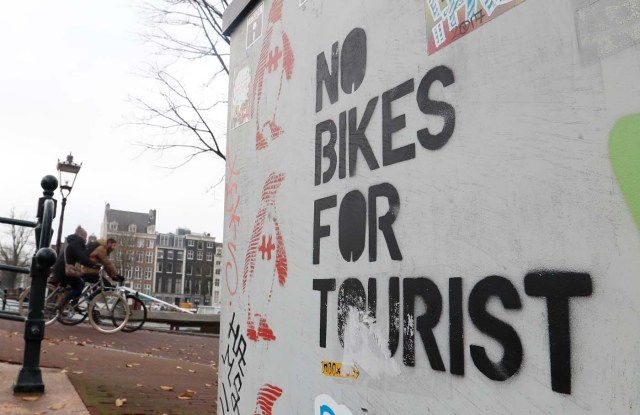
left=52, top=226, right=100, bottom=309
left=82, top=238, right=125, bottom=286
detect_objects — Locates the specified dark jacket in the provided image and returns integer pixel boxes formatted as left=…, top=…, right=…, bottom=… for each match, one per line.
left=53, top=234, right=98, bottom=281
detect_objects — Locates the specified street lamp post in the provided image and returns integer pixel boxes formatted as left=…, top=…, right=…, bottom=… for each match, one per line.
left=55, top=154, right=82, bottom=255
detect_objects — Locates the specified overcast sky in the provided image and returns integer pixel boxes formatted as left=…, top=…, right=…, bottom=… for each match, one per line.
left=0, top=1, right=227, bottom=244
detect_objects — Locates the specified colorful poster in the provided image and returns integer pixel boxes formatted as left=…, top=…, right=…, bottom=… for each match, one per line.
left=246, top=2, right=264, bottom=49
left=230, top=65, right=251, bottom=130
left=425, top=0, right=525, bottom=54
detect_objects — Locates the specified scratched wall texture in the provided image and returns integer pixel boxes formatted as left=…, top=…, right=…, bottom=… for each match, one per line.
left=220, top=0, right=640, bottom=413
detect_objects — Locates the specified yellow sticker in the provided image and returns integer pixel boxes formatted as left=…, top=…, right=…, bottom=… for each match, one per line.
left=321, top=361, right=359, bottom=379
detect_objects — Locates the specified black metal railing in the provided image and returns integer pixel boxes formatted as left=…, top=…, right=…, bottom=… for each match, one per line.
left=0, top=175, right=58, bottom=393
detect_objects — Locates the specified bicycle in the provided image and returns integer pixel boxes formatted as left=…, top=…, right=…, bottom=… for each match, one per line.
left=56, top=269, right=147, bottom=333
left=17, top=282, right=63, bottom=326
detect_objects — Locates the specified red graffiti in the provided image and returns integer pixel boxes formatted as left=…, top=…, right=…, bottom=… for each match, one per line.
left=251, top=0, right=295, bottom=151
left=225, top=151, right=242, bottom=299
left=244, top=173, right=287, bottom=342
left=253, top=384, right=283, bottom=415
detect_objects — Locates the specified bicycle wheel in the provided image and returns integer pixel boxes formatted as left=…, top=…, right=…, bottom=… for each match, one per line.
left=57, top=297, right=89, bottom=326
left=87, top=291, right=130, bottom=334
left=122, top=295, right=147, bottom=333
left=18, top=284, right=60, bottom=326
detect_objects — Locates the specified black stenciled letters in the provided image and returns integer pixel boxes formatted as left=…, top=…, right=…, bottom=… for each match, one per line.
left=340, top=28, right=367, bottom=94
left=449, top=277, right=464, bottom=376
left=313, top=196, right=337, bottom=264
left=338, top=190, right=367, bottom=262
left=315, top=120, right=337, bottom=186
left=388, top=277, right=400, bottom=357
left=382, top=79, right=416, bottom=166
left=403, top=277, right=445, bottom=371
left=524, top=271, right=592, bottom=395
left=416, top=65, right=456, bottom=150
left=337, top=278, right=367, bottom=347
left=316, top=41, right=339, bottom=113
left=349, top=97, right=380, bottom=177
left=368, top=183, right=402, bottom=261
left=468, top=275, right=523, bottom=381
left=313, top=278, right=336, bottom=348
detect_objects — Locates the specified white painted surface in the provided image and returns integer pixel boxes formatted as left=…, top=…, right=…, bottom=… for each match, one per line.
left=220, top=0, right=640, bottom=413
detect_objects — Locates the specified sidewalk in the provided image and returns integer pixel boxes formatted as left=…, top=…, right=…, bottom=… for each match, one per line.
left=0, top=362, right=89, bottom=414
left=0, top=319, right=218, bottom=414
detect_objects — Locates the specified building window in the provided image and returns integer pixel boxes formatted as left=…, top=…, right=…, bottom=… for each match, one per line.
left=129, top=224, right=137, bottom=232
left=128, top=238, right=135, bottom=247
left=197, top=251, right=203, bottom=261
left=157, top=262, right=163, bottom=273
left=214, top=291, right=220, bottom=304
left=176, top=237, right=184, bottom=248
left=187, top=250, right=193, bottom=260
left=137, top=252, right=143, bottom=262
left=167, top=250, right=174, bottom=260
left=125, top=267, right=132, bottom=279
left=127, top=251, right=134, bottom=261
left=206, top=252, right=213, bottom=261
left=147, top=240, right=154, bottom=249
left=177, top=251, right=183, bottom=260
left=197, top=241, right=204, bottom=250
left=144, top=284, right=151, bottom=295
left=144, top=268, right=152, bottom=279
left=207, top=241, right=214, bottom=248
left=167, top=263, right=173, bottom=273
left=137, top=239, right=144, bottom=248
left=147, top=225, right=155, bottom=234
left=186, top=265, right=192, bottom=275
left=195, top=266, right=202, bottom=276
left=175, top=279, right=181, bottom=294
left=216, top=247, right=222, bottom=255
left=215, top=269, right=221, bottom=275
left=188, top=240, right=194, bottom=247
left=146, top=252, right=153, bottom=263
left=134, top=266, right=141, bottom=278
left=214, top=278, right=220, bottom=287
left=157, top=250, right=163, bottom=259
left=109, top=222, right=118, bottom=231
left=159, top=235, right=169, bottom=246
left=215, top=260, right=221, bottom=266
left=134, top=283, right=141, bottom=290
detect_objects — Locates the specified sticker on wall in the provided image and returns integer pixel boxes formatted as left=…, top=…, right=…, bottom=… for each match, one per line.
left=246, top=2, right=264, bottom=49
left=251, top=0, right=295, bottom=150
left=425, top=0, right=526, bottom=55
left=609, top=113, right=640, bottom=232
left=243, top=173, right=288, bottom=341
left=230, top=65, right=252, bottom=129
left=321, top=361, right=360, bottom=379
left=314, top=394, right=354, bottom=415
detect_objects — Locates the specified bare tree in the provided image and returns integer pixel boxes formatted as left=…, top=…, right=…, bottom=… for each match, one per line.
left=134, top=0, right=230, bottom=167
left=0, top=209, right=35, bottom=289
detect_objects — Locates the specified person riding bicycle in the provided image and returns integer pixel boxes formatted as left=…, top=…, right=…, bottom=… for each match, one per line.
left=52, top=226, right=100, bottom=309
left=81, top=237, right=125, bottom=286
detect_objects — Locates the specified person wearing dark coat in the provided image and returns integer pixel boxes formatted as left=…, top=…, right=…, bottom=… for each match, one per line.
left=52, top=225, right=99, bottom=307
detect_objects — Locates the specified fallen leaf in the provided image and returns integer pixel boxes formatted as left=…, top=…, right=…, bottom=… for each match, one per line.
left=48, top=402, right=66, bottom=410
left=115, top=398, right=127, bottom=407
left=60, top=369, right=68, bottom=374
left=33, top=411, right=46, bottom=415
left=72, top=371, right=83, bottom=375
left=188, top=369, right=196, bottom=373
left=160, top=385, right=174, bottom=391
left=69, top=357, right=79, bottom=361
left=125, top=364, right=134, bottom=368
left=136, top=384, right=144, bottom=387
left=205, top=383, right=212, bottom=387
left=21, top=396, right=40, bottom=401
left=176, top=366, right=183, bottom=370
left=65, top=352, right=75, bottom=356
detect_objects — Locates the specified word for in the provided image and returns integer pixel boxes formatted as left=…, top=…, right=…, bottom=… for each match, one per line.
left=313, top=271, right=593, bottom=394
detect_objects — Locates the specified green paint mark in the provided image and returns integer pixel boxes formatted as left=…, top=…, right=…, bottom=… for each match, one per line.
left=609, top=114, right=640, bottom=232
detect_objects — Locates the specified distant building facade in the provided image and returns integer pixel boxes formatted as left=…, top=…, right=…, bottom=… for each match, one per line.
left=154, top=229, right=187, bottom=305
left=101, top=203, right=156, bottom=295
left=212, top=242, right=223, bottom=307
left=184, top=232, right=217, bottom=306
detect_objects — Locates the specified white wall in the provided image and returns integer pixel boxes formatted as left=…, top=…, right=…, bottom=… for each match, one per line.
left=220, top=0, right=640, bottom=413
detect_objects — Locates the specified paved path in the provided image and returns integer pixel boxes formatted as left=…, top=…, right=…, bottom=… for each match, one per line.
left=0, top=319, right=219, bottom=414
